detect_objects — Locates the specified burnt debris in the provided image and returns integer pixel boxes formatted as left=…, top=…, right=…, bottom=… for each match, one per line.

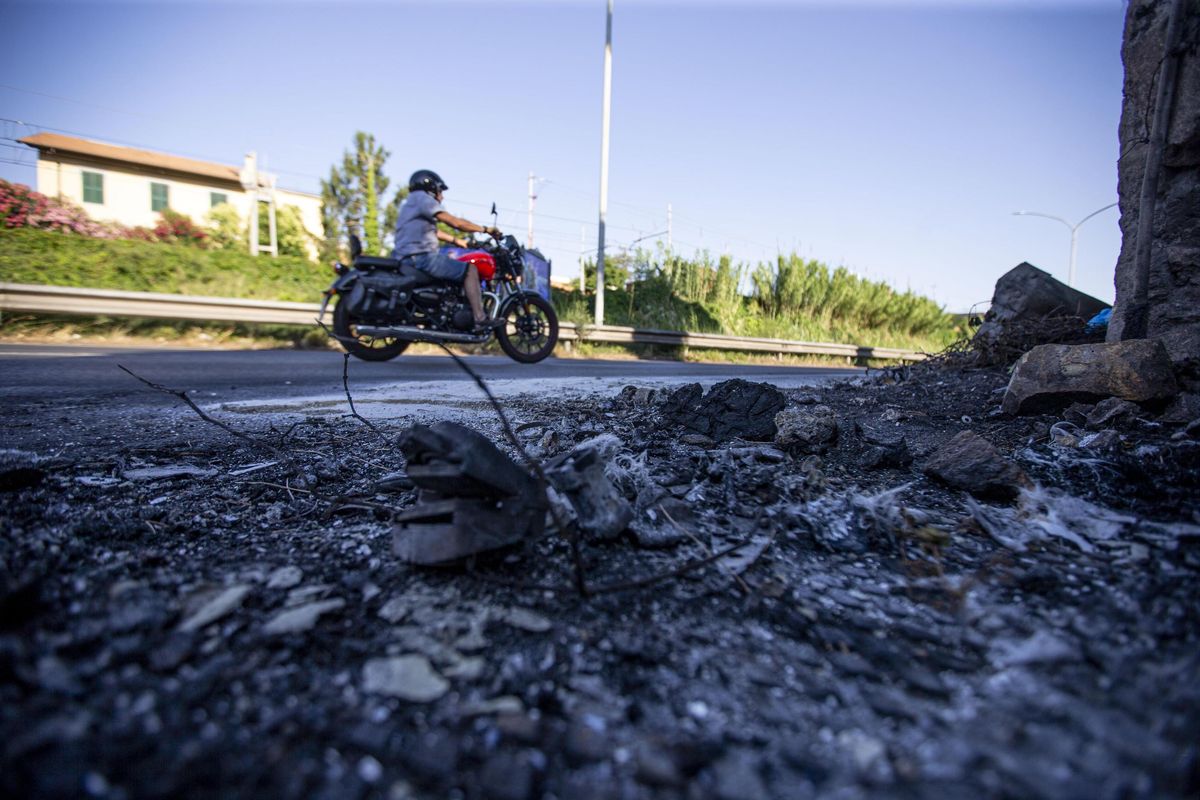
left=392, top=422, right=546, bottom=564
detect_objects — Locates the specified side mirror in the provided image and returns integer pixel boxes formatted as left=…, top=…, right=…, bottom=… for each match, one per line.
left=349, top=235, right=362, bottom=261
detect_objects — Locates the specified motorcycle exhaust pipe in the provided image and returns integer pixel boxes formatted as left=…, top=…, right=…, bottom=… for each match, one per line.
left=354, top=324, right=489, bottom=344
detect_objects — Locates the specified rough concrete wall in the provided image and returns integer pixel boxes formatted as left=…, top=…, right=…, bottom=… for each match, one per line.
left=1108, top=0, right=1200, bottom=362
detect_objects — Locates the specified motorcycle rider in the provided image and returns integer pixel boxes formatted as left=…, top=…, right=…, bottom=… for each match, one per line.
left=392, top=169, right=503, bottom=332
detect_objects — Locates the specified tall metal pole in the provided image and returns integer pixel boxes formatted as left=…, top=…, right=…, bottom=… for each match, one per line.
left=595, top=0, right=613, bottom=326
left=579, top=225, right=587, bottom=292
left=527, top=171, right=536, bottom=249
left=667, top=203, right=672, bottom=252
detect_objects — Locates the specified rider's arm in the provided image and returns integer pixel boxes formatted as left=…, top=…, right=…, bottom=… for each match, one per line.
left=436, top=230, right=468, bottom=248
left=434, top=210, right=499, bottom=238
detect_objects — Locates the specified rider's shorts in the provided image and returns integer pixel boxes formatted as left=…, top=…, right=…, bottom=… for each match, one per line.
left=411, top=251, right=467, bottom=283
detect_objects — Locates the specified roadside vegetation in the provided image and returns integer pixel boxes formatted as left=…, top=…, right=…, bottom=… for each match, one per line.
left=2, top=169, right=961, bottom=356
left=0, top=227, right=327, bottom=301
left=554, top=250, right=961, bottom=352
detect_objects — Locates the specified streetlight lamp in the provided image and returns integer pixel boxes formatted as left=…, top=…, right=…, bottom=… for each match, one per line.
left=1012, top=203, right=1117, bottom=287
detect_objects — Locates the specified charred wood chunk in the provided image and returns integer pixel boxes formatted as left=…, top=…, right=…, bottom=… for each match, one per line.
left=392, top=496, right=545, bottom=564
left=399, top=422, right=538, bottom=498
left=660, top=379, right=786, bottom=442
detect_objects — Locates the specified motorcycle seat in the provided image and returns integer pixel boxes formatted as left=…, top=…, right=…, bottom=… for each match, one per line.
left=399, top=263, right=437, bottom=287
left=355, top=255, right=402, bottom=269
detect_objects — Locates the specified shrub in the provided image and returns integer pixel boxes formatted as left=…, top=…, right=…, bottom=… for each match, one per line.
left=0, top=179, right=112, bottom=237
left=153, top=209, right=208, bottom=248
left=0, top=227, right=327, bottom=302
left=205, top=203, right=245, bottom=250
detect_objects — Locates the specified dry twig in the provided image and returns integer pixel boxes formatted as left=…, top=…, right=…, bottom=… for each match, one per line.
left=118, top=365, right=284, bottom=456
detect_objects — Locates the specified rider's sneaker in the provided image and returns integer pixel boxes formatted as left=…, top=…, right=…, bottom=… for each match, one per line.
left=473, top=318, right=504, bottom=334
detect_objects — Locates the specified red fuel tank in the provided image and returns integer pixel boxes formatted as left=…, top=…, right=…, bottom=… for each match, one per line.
left=449, top=249, right=496, bottom=280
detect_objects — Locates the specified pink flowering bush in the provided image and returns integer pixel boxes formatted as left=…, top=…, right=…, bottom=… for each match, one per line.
left=0, top=179, right=112, bottom=236
left=0, top=180, right=206, bottom=247
left=153, top=209, right=208, bottom=248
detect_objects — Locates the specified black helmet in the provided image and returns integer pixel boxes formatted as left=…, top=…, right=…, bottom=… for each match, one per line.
left=409, top=169, right=448, bottom=194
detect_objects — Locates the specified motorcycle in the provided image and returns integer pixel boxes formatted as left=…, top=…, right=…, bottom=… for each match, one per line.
left=318, top=231, right=559, bottom=364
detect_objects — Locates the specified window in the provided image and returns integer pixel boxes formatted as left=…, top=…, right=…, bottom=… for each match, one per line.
left=82, top=171, right=104, bottom=204
left=210, top=192, right=228, bottom=207
left=150, top=182, right=169, bottom=212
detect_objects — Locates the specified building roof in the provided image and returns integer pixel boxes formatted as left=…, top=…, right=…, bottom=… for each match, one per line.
left=19, top=132, right=256, bottom=187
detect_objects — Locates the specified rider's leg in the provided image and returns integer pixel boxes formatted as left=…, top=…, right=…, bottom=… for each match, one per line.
left=463, top=264, right=487, bottom=324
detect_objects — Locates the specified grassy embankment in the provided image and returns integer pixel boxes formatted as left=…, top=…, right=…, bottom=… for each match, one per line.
left=0, top=228, right=961, bottom=359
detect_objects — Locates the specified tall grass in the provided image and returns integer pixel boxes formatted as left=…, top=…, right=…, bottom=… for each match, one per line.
left=556, top=249, right=960, bottom=351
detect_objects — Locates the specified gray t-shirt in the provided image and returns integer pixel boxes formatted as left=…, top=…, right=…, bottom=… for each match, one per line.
left=392, top=190, right=444, bottom=257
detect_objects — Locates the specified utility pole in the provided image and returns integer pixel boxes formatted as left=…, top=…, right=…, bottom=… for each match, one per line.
left=595, top=0, right=613, bottom=326
left=667, top=203, right=672, bottom=252
left=241, top=152, right=258, bottom=257
left=527, top=172, right=544, bottom=249
left=579, top=225, right=587, bottom=292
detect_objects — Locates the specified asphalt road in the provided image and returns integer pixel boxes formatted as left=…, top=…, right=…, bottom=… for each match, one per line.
left=0, top=344, right=859, bottom=409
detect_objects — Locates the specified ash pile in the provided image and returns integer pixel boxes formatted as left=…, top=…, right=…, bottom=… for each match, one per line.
left=3, top=273, right=1200, bottom=800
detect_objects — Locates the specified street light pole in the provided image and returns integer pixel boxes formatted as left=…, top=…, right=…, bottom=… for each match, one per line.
left=595, top=0, right=613, bottom=326
left=1012, top=203, right=1117, bottom=287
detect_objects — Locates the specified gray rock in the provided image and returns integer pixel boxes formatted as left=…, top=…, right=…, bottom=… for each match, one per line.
left=1107, top=0, right=1200, bottom=363
left=1160, top=392, right=1200, bottom=425
left=1085, top=397, right=1141, bottom=429
left=564, top=715, right=610, bottom=764
left=362, top=655, right=448, bottom=702
left=377, top=596, right=410, bottom=624
left=972, top=262, right=1110, bottom=364
left=479, top=752, right=534, bottom=800
left=1002, top=339, right=1178, bottom=415
left=680, top=433, right=715, bottom=447
left=265, top=566, right=303, bottom=590
left=993, top=630, right=1081, bottom=667
left=775, top=405, right=838, bottom=453
left=712, top=748, right=768, bottom=800
left=262, top=598, right=344, bottom=635
left=177, top=585, right=251, bottom=633
left=124, top=464, right=217, bottom=481
left=442, top=656, right=485, bottom=681
left=501, top=607, right=552, bottom=633
left=922, top=431, right=1027, bottom=500
left=634, top=743, right=684, bottom=787
left=459, top=696, right=524, bottom=717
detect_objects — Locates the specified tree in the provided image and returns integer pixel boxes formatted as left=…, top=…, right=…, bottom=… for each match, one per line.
left=257, top=203, right=313, bottom=259
left=320, top=132, right=398, bottom=258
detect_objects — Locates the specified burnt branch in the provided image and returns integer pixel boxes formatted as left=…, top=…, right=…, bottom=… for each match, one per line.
left=118, top=364, right=284, bottom=457
left=341, top=353, right=387, bottom=440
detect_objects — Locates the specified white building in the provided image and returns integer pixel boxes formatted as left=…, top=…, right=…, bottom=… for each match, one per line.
left=18, top=132, right=322, bottom=257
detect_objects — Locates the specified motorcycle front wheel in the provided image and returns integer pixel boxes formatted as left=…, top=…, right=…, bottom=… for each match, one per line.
left=496, top=294, right=559, bottom=364
left=332, top=299, right=411, bottom=362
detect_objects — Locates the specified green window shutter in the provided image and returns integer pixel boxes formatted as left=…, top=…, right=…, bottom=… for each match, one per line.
left=210, top=192, right=228, bottom=208
left=82, top=171, right=104, bottom=204
left=151, top=182, right=169, bottom=212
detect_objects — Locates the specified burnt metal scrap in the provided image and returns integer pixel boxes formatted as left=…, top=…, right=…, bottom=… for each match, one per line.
left=393, top=422, right=546, bottom=564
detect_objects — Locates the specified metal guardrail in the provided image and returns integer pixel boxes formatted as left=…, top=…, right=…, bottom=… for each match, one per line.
left=0, top=282, right=926, bottom=362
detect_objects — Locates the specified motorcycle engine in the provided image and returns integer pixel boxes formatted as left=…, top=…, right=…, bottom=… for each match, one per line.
left=451, top=306, right=475, bottom=331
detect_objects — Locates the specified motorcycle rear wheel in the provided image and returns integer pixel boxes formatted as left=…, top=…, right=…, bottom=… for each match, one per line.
left=332, top=299, right=411, bottom=362
left=496, top=294, right=558, bottom=364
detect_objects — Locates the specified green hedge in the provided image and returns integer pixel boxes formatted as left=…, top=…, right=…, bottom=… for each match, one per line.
left=0, top=227, right=329, bottom=302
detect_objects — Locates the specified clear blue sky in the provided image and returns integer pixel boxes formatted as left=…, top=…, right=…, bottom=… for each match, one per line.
left=1, top=0, right=1126, bottom=311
